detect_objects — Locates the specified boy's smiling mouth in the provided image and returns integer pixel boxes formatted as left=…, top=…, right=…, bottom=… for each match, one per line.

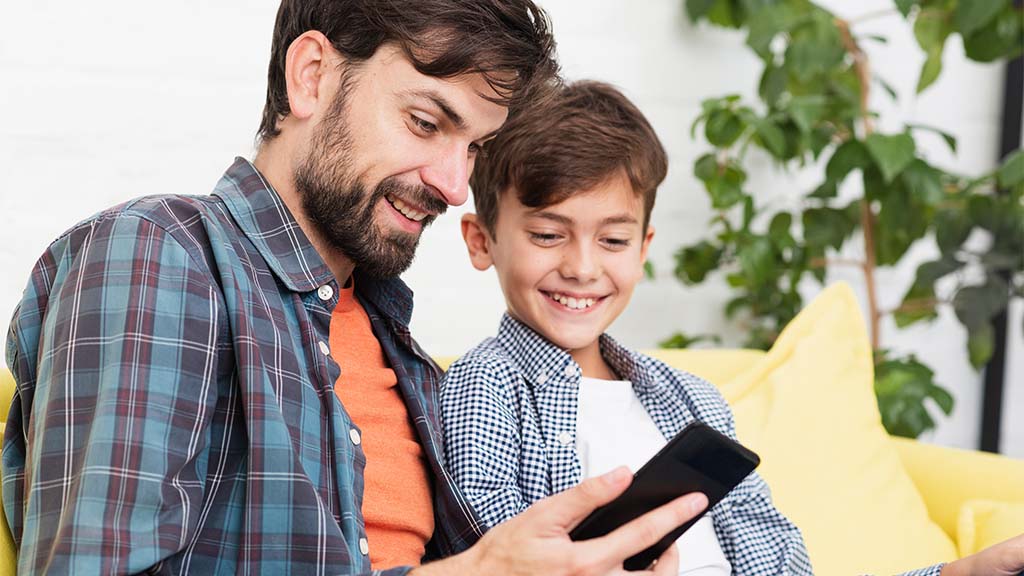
left=541, top=290, right=606, bottom=311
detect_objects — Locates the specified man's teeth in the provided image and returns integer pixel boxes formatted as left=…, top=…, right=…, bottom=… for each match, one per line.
left=386, top=194, right=427, bottom=222
left=549, top=293, right=597, bottom=310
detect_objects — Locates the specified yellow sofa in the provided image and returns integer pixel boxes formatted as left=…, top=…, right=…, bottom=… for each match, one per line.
left=1, top=285, right=1022, bottom=574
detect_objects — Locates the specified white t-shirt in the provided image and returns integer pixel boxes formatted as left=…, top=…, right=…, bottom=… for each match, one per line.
left=576, top=376, right=732, bottom=576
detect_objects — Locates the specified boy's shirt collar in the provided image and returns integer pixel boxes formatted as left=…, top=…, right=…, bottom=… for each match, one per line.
left=495, top=313, right=656, bottom=391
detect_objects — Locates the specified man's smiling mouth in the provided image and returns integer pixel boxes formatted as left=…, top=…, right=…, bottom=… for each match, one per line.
left=385, top=193, right=428, bottom=222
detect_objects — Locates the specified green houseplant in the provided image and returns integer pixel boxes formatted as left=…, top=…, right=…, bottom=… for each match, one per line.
left=670, top=0, right=1024, bottom=438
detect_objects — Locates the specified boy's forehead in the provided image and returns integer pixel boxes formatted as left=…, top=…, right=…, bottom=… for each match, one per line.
left=506, top=176, right=645, bottom=225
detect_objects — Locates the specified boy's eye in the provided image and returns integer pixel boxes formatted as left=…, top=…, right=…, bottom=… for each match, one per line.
left=411, top=115, right=437, bottom=134
left=529, top=232, right=562, bottom=244
left=602, top=237, right=632, bottom=249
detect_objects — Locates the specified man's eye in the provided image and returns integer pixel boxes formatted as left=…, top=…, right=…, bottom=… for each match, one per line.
left=411, top=116, right=437, bottom=134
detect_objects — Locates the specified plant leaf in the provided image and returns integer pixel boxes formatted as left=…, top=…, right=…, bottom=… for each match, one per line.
left=953, top=0, right=1004, bottom=37
left=674, top=241, right=723, bottom=284
left=755, top=118, right=787, bottom=158
left=953, top=277, right=1009, bottom=330
left=997, top=149, right=1024, bottom=188
left=963, top=8, right=1024, bottom=62
left=900, top=159, right=944, bottom=205
left=967, top=322, right=995, bottom=369
left=895, top=0, right=918, bottom=18
left=864, top=133, right=917, bottom=183
left=917, top=48, right=944, bottom=94
left=825, top=139, right=872, bottom=182
left=705, top=108, right=746, bottom=147
left=685, top=0, right=718, bottom=22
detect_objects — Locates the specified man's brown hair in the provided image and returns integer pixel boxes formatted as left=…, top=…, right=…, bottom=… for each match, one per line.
left=470, top=80, right=667, bottom=235
left=258, top=0, right=559, bottom=141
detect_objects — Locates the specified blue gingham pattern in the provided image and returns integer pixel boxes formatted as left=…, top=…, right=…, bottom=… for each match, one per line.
left=441, top=314, right=945, bottom=576
left=5, top=158, right=483, bottom=575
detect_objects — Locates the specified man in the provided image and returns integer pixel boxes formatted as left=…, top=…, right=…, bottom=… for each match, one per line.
left=3, top=1, right=705, bottom=574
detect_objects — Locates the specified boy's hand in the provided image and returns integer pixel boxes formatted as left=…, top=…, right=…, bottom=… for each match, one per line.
left=414, top=466, right=707, bottom=576
left=940, top=533, right=1024, bottom=576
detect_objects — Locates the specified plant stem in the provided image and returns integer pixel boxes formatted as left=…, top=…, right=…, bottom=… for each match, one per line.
left=837, top=17, right=881, bottom=351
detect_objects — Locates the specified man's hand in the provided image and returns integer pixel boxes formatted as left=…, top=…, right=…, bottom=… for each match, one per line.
left=415, top=466, right=708, bottom=575
left=941, top=534, right=1024, bottom=576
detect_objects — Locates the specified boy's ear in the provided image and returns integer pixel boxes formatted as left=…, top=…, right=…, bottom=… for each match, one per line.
left=640, top=224, right=655, bottom=264
left=461, top=213, right=495, bottom=271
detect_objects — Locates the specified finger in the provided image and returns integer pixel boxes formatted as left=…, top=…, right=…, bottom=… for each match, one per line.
left=583, top=491, right=708, bottom=565
left=526, top=466, right=633, bottom=528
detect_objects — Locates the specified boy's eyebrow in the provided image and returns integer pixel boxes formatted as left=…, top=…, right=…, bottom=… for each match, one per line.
left=529, top=211, right=639, bottom=226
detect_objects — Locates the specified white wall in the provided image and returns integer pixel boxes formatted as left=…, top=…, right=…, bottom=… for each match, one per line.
left=2, top=1, right=1021, bottom=456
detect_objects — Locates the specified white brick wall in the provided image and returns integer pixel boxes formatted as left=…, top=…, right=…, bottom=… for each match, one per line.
left=2, top=0, right=1020, bottom=455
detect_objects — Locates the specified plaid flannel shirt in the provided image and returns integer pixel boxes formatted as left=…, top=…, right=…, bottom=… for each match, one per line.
left=4, top=158, right=483, bottom=575
left=441, top=314, right=945, bottom=576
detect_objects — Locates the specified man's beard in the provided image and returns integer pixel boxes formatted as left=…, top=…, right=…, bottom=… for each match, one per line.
left=295, top=84, right=448, bottom=279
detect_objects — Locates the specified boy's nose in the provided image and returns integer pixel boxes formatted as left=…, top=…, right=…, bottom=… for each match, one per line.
left=560, top=243, right=601, bottom=283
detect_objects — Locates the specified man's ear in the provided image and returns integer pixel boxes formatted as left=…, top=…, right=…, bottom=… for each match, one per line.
left=461, top=213, right=495, bottom=271
left=284, top=30, right=337, bottom=122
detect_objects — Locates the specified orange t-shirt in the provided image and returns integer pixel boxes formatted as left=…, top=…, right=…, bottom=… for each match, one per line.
left=329, top=282, right=434, bottom=569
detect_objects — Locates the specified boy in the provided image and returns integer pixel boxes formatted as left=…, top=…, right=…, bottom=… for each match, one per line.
left=440, top=81, right=812, bottom=574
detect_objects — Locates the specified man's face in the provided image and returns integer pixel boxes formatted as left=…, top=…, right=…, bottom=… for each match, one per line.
left=296, top=44, right=509, bottom=278
left=483, top=171, right=654, bottom=354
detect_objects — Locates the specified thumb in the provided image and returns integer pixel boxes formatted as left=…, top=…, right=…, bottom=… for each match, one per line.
left=528, top=466, right=633, bottom=530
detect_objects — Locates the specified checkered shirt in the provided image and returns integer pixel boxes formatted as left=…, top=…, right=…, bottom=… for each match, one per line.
left=4, top=158, right=483, bottom=575
left=441, top=314, right=945, bottom=576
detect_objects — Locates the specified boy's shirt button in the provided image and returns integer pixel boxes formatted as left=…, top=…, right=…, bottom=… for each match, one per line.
left=536, top=371, right=548, bottom=385
left=557, top=431, right=573, bottom=446
left=563, top=365, right=576, bottom=378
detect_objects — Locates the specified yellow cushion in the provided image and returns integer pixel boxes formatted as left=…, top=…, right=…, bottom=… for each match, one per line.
left=703, top=283, right=957, bottom=574
left=957, top=499, right=1024, bottom=556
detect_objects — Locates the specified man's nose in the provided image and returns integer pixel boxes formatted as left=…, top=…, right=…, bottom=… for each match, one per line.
left=420, top=142, right=470, bottom=207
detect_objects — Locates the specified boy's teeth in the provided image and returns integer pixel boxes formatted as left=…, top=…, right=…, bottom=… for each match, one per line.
left=549, top=292, right=597, bottom=310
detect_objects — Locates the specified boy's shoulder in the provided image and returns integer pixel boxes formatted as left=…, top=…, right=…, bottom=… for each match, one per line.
left=441, top=337, right=523, bottom=392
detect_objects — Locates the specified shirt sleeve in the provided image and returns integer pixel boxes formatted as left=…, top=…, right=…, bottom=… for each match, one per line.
left=439, top=354, right=530, bottom=528
left=4, top=212, right=224, bottom=575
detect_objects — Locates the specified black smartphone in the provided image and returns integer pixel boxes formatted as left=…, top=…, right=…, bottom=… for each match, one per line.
left=569, top=421, right=760, bottom=571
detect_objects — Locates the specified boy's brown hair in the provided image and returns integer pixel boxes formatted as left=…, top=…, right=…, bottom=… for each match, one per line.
left=469, top=80, right=667, bottom=235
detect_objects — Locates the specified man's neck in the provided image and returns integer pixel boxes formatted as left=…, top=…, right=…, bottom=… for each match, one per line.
left=252, top=139, right=355, bottom=286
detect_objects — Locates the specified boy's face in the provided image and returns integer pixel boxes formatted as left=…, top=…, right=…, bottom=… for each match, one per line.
left=462, top=170, right=654, bottom=353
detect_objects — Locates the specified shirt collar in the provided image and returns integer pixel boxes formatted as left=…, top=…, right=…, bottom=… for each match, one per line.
left=213, top=157, right=333, bottom=293
left=213, top=157, right=415, bottom=326
left=495, top=313, right=654, bottom=391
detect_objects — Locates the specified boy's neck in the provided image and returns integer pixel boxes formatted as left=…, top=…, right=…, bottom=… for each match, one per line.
left=570, top=340, right=619, bottom=380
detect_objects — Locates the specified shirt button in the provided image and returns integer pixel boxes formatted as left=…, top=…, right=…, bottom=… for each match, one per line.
left=317, top=285, right=334, bottom=301
left=318, top=341, right=330, bottom=356
left=358, top=537, right=369, bottom=555
left=558, top=431, right=573, bottom=446
left=536, top=371, right=548, bottom=385
left=349, top=428, right=361, bottom=446
left=563, top=364, right=576, bottom=378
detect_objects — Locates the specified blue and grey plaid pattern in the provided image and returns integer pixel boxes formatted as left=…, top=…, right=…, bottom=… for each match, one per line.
left=4, top=158, right=483, bottom=575
left=441, top=314, right=945, bottom=576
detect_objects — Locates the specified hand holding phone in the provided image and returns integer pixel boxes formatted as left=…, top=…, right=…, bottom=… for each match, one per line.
left=569, top=421, right=760, bottom=571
